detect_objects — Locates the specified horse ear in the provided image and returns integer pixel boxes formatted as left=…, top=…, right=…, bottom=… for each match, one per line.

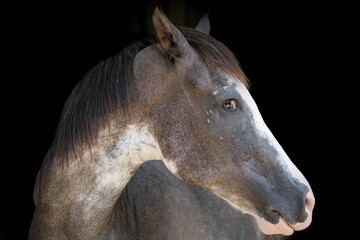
left=195, top=13, right=210, bottom=35
left=152, top=5, right=191, bottom=58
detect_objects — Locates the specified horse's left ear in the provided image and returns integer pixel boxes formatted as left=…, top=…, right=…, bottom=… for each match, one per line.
left=152, top=5, right=191, bottom=59
left=195, top=13, right=210, bottom=35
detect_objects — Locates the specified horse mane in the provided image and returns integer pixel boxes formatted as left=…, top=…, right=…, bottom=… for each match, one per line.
left=39, top=27, right=249, bottom=175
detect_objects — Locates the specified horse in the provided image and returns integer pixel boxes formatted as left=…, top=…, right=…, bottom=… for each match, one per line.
left=29, top=6, right=315, bottom=239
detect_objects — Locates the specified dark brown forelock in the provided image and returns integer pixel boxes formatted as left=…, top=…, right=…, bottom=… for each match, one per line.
left=179, top=26, right=249, bottom=88
left=40, top=27, right=248, bottom=173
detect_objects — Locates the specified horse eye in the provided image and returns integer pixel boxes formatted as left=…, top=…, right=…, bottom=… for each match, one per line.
left=223, top=99, right=239, bottom=111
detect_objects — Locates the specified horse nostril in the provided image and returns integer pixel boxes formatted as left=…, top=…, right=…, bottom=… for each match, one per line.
left=268, top=209, right=284, bottom=223
left=270, top=209, right=282, bottom=217
left=305, top=190, right=315, bottom=214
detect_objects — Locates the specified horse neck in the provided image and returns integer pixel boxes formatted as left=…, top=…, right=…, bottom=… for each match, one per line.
left=32, top=123, right=162, bottom=239
left=89, top=123, right=163, bottom=193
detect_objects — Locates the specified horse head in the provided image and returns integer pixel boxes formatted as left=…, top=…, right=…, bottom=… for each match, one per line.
left=131, top=6, right=315, bottom=236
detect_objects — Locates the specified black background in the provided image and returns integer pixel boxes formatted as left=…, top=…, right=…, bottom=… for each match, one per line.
left=1, top=0, right=353, bottom=239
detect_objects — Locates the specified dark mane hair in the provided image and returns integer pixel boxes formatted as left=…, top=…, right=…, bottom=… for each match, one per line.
left=39, top=27, right=249, bottom=174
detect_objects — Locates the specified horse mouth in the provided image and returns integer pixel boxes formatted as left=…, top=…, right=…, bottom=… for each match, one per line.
left=254, top=215, right=295, bottom=236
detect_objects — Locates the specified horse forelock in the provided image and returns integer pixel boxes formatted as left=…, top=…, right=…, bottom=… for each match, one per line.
left=179, top=27, right=250, bottom=88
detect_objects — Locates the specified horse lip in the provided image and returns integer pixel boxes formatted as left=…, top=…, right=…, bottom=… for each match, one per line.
left=254, top=215, right=295, bottom=236
left=284, top=218, right=295, bottom=230
left=289, top=212, right=313, bottom=231
left=274, top=215, right=308, bottom=233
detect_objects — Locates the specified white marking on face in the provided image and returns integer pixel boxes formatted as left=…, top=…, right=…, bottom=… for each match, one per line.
left=197, top=75, right=315, bottom=235
left=220, top=136, right=223, bottom=140
left=212, top=90, right=218, bottom=95
left=228, top=77, right=314, bottom=231
left=233, top=82, right=311, bottom=186
left=209, top=83, right=315, bottom=233
left=234, top=83, right=268, bottom=137
left=206, top=110, right=214, bottom=124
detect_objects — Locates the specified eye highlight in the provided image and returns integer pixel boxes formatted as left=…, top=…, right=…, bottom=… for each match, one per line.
left=222, top=99, right=239, bottom=112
